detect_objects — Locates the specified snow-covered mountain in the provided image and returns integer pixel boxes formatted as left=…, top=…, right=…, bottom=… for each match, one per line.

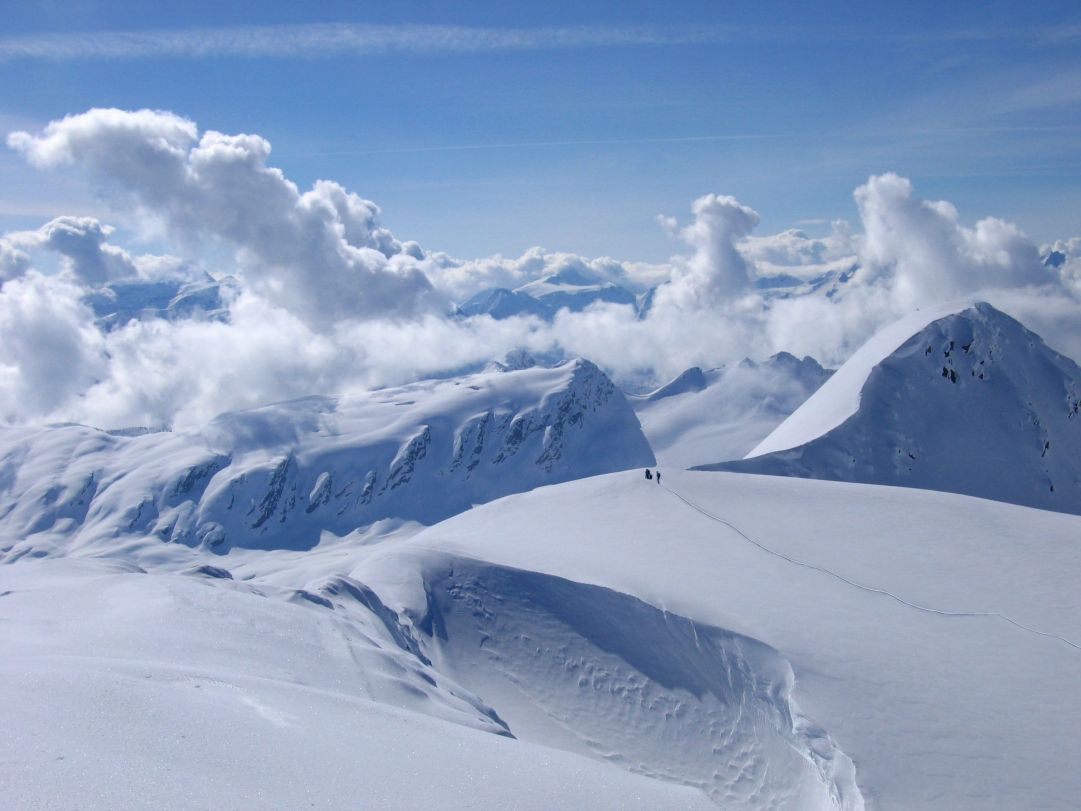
left=632, top=353, right=833, bottom=467
left=0, top=359, right=653, bottom=557
left=84, top=273, right=233, bottom=330
left=458, top=266, right=640, bottom=320
left=455, top=258, right=860, bottom=323
left=6, top=295, right=1081, bottom=809
left=7, top=468, right=1080, bottom=809
left=703, top=302, right=1081, bottom=514
left=753, top=263, right=858, bottom=300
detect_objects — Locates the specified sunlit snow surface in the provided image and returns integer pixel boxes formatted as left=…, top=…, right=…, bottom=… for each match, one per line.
left=632, top=354, right=832, bottom=467
left=358, top=471, right=1081, bottom=809
left=0, top=557, right=714, bottom=810
left=4, top=469, right=1080, bottom=809
left=712, top=303, right=1081, bottom=515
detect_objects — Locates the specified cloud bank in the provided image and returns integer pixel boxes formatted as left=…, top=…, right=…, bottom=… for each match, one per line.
left=2, top=108, right=1077, bottom=429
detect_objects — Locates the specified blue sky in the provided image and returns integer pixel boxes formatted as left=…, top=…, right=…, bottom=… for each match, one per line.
left=1, top=0, right=1079, bottom=261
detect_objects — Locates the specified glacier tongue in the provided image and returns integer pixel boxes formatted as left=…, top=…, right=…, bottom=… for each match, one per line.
left=0, top=358, right=654, bottom=558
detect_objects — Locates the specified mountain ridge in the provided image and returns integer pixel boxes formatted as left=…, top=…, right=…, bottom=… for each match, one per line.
left=700, top=302, right=1081, bottom=515
left=0, top=358, right=654, bottom=557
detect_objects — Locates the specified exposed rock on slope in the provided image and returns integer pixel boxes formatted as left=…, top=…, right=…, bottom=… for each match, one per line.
left=0, top=359, right=654, bottom=555
left=702, top=303, right=1081, bottom=515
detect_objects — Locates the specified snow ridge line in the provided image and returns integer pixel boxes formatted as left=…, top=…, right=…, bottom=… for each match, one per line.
left=662, top=485, right=1081, bottom=653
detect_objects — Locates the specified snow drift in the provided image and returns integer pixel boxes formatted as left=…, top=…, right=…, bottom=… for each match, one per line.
left=369, top=554, right=861, bottom=808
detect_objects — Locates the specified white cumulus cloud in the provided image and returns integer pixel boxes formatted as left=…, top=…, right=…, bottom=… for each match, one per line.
left=855, top=172, right=1048, bottom=309
left=3, top=107, right=1080, bottom=429
left=0, top=272, right=104, bottom=420
left=8, top=108, right=441, bottom=326
left=654, top=194, right=761, bottom=312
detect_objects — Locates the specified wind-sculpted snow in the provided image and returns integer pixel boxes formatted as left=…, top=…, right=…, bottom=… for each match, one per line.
left=362, top=469, right=1081, bottom=809
left=5, top=465, right=1081, bottom=808
left=0, top=557, right=715, bottom=810
left=705, top=302, right=1081, bottom=515
left=380, top=556, right=862, bottom=809
left=0, top=359, right=653, bottom=557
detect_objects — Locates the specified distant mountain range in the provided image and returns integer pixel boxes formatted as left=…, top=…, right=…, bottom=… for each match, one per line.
left=631, top=354, right=833, bottom=468
left=455, top=264, right=859, bottom=321
left=83, top=273, right=234, bottom=329
left=456, top=266, right=645, bottom=320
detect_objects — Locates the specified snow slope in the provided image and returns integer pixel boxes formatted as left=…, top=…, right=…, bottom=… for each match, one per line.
left=4, top=464, right=1079, bottom=808
left=4, top=310, right=1080, bottom=808
left=355, top=469, right=1081, bottom=810
left=0, top=557, right=714, bottom=811
left=708, top=302, right=1081, bottom=515
left=632, top=354, right=832, bottom=467
left=747, top=302, right=968, bottom=458
left=364, top=553, right=859, bottom=809
left=0, top=358, right=653, bottom=556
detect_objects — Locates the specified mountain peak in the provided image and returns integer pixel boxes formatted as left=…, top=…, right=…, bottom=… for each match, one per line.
left=700, top=302, right=1081, bottom=515
left=647, top=367, right=708, bottom=402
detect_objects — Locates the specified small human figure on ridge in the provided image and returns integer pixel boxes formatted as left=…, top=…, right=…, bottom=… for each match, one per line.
left=644, top=469, right=653, bottom=480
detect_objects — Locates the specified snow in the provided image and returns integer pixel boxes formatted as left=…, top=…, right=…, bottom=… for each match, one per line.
left=0, top=358, right=652, bottom=557
left=718, top=303, right=1081, bottom=515
left=748, top=302, right=970, bottom=457
left=458, top=267, right=640, bottom=320
left=3, top=302, right=1081, bottom=809
left=369, top=553, right=859, bottom=808
left=355, top=469, right=1081, bottom=809
left=457, top=287, right=551, bottom=320
left=633, top=354, right=832, bottom=467
left=84, top=273, right=233, bottom=330
left=0, top=557, right=714, bottom=810
left=4, top=449, right=1080, bottom=808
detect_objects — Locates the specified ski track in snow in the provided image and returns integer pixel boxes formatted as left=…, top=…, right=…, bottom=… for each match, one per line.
left=661, top=484, right=1081, bottom=653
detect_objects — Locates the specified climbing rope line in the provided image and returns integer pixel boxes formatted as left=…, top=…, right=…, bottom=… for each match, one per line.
left=661, top=484, right=1081, bottom=653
